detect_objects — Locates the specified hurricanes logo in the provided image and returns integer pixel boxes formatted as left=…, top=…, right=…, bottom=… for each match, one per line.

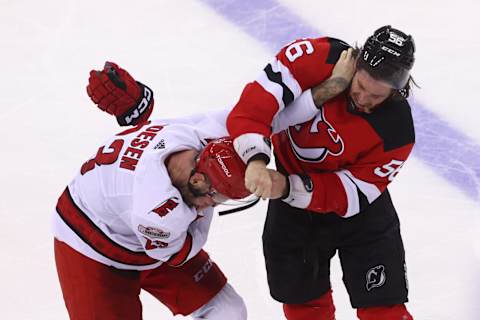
left=287, top=107, right=344, bottom=163
left=366, top=265, right=386, bottom=291
left=152, top=197, right=179, bottom=217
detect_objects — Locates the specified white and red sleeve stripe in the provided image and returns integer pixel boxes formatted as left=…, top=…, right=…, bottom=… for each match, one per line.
left=227, top=37, right=347, bottom=163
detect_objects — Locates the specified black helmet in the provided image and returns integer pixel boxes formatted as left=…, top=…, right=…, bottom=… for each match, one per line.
left=358, top=25, right=415, bottom=89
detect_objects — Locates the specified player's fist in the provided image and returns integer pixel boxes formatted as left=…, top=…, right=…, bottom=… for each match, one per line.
left=245, top=160, right=272, bottom=200
left=86, top=62, right=154, bottom=126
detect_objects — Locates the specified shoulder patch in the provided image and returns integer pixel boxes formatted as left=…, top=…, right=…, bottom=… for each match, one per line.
left=361, top=98, right=415, bottom=151
left=326, top=38, right=351, bottom=64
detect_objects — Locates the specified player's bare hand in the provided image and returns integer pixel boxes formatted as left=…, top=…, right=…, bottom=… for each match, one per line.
left=245, top=160, right=271, bottom=199
left=267, top=169, right=288, bottom=199
left=331, top=48, right=356, bottom=86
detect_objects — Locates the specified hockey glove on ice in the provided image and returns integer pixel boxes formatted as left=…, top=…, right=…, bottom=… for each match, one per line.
left=87, top=61, right=154, bottom=126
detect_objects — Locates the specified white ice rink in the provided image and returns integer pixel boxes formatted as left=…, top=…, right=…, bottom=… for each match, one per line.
left=1, top=0, right=479, bottom=319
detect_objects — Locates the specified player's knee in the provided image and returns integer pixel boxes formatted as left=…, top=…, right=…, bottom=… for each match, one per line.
left=190, top=283, right=247, bottom=320
left=283, top=289, right=335, bottom=320
left=357, top=304, right=413, bottom=320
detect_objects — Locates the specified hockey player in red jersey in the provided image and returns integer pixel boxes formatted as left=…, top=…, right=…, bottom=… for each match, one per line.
left=226, top=26, right=416, bottom=319
left=53, top=63, right=255, bottom=320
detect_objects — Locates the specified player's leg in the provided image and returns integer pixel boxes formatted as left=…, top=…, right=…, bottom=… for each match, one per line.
left=357, top=304, right=413, bottom=320
left=140, top=249, right=246, bottom=319
left=263, top=199, right=337, bottom=319
left=190, top=282, right=247, bottom=319
left=54, top=238, right=142, bottom=320
left=338, top=191, right=413, bottom=319
left=283, top=289, right=335, bottom=320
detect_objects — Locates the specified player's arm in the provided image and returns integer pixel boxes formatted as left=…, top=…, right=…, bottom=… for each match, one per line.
left=159, top=215, right=211, bottom=267
left=311, top=48, right=355, bottom=106
left=228, top=39, right=354, bottom=199
left=227, top=38, right=352, bottom=165
left=133, top=196, right=211, bottom=267
left=280, top=143, right=414, bottom=217
left=86, top=62, right=155, bottom=126
left=271, top=50, right=356, bottom=133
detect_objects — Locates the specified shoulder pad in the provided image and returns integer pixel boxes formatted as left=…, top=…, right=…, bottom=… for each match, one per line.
left=326, top=37, right=351, bottom=64
left=361, top=98, right=415, bottom=151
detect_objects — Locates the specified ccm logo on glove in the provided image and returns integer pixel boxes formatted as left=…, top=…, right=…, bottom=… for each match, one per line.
left=87, top=61, right=155, bottom=126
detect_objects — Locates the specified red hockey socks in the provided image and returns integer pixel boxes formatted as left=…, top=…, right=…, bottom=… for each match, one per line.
left=283, top=289, right=335, bottom=320
left=357, top=304, right=413, bottom=320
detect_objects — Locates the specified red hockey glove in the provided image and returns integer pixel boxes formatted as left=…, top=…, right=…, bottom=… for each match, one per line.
left=86, top=62, right=154, bottom=126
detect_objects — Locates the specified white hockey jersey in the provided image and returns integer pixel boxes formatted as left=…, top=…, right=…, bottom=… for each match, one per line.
left=53, top=100, right=318, bottom=271
left=53, top=110, right=234, bottom=270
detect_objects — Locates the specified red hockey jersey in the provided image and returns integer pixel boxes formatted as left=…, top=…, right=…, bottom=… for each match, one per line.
left=227, top=37, right=415, bottom=217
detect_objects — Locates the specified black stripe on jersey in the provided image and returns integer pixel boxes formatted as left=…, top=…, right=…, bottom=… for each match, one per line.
left=361, top=98, right=415, bottom=152
left=264, top=63, right=295, bottom=107
left=357, top=190, right=370, bottom=212
left=326, top=38, right=351, bottom=64
left=345, top=174, right=370, bottom=212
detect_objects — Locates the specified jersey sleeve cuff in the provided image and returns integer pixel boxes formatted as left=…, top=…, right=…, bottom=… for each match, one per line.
left=233, top=133, right=272, bottom=164
left=281, top=174, right=313, bottom=209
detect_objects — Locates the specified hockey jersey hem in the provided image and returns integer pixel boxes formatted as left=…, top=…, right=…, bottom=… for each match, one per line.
left=55, top=187, right=161, bottom=268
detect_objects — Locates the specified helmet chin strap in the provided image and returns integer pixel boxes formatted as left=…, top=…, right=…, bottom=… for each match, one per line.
left=218, top=197, right=261, bottom=216
left=188, top=167, right=260, bottom=215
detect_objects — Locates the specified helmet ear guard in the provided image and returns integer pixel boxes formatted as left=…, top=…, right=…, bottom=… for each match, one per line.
left=358, top=25, right=415, bottom=89
left=195, top=137, right=251, bottom=200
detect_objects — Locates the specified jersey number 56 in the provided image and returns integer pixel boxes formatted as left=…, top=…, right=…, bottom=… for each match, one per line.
left=374, top=159, right=405, bottom=182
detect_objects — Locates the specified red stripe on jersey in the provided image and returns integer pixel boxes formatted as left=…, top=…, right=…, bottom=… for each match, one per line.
left=167, top=233, right=193, bottom=267
left=56, top=188, right=158, bottom=266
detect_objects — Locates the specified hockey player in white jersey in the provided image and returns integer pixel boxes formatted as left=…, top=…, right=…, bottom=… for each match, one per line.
left=53, top=61, right=319, bottom=320
left=53, top=62, right=252, bottom=320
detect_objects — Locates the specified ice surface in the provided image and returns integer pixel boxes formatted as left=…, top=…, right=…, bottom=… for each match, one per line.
left=1, top=0, right=479, bottom=319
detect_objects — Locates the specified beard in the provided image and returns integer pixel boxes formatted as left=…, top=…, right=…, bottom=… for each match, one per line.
left=172, top=181, right=196, bottom=208
left=175, top=179, right=216, bottom=210
left=171, top=171, right=209, bottom=208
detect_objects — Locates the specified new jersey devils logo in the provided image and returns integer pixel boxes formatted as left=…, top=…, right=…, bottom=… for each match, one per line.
left=287, top=108, right=344, bottom=162
left=366, top=265, right=386, bottom=291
